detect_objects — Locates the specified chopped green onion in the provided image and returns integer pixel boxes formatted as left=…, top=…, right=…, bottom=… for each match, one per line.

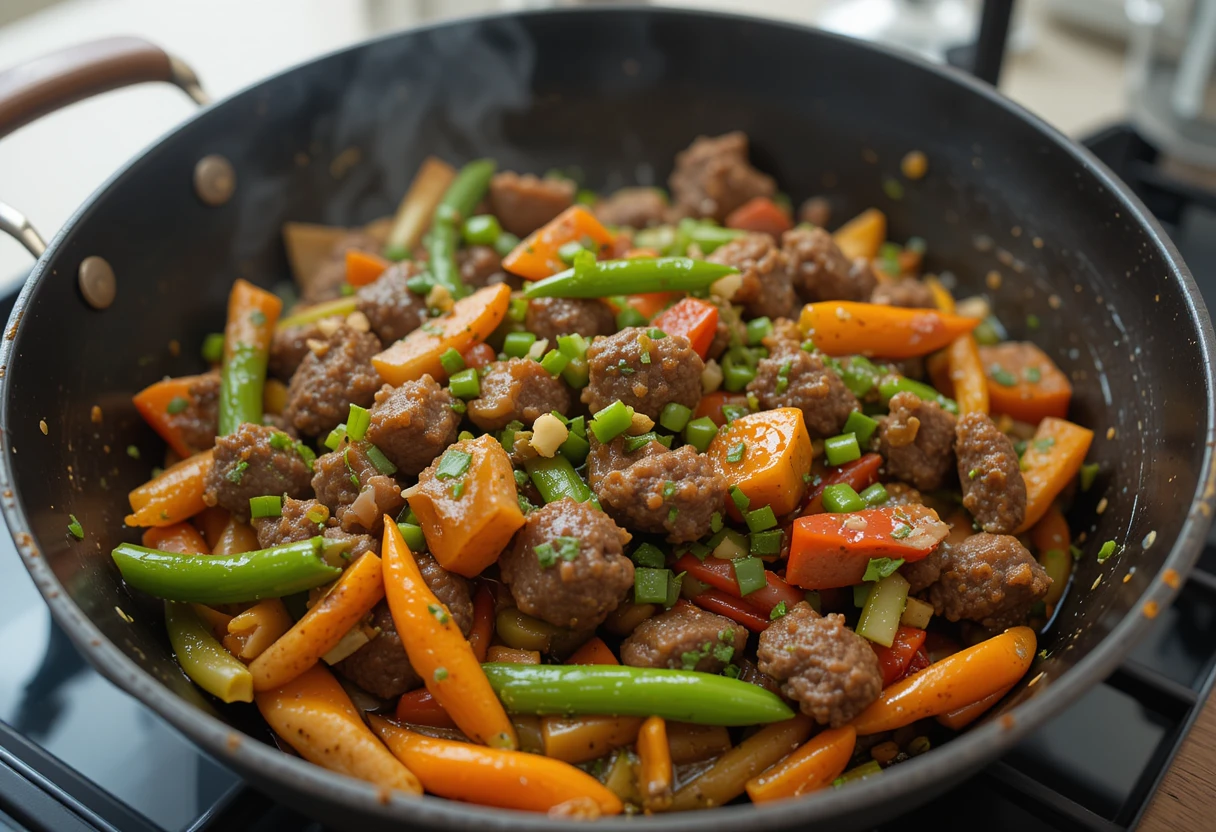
left=365, top=445, right=398, bottom=475
left=558, top=430, right=591, bottom=466
left=745, top=317, right=773, bottom=346
left=838, top=356, right=880, bottom=398
left=659, top=402, right=693, bottom=433
left=448, top=368, right=481, bottom=400
left=647, top=328, right=668, bottom=339
left=635, top=567, right=672, bottom=604
left=166, top=396, right=189, bottom=415
left=824, top=433, right=861, bottom=467
left=346, top=404, right=371, bottom=442
left=750, top=529, right=783, bottom=556
left=201, top=333, right=225, bottom=363
left=503, top=331, right=538, bottom=359
left=822, top=483, right=865, bottom=513
left=770, top=600, right=788, bottom=620
left=439, top=347, right=466, bottom=375
left=733, top=557, right=767, bottom=596
left=226, top=461, right=248, bottom=483
left=557, top=333, right=589, bottom=360
left=665, top=570, right=684, bottom=609
left=1097, top=540, right=1118, bottom=563
left=557, top=240, right=586, bottom=264
left=633, top=543, right=666, bottom=569
left=843, top=411, right=879, bottom=447
left=710, top=528, right=748, bottom=560
left=745, top=505, right=778, bottom=532
left=683, top=417, right=718, bottom=453
left=561, top=356, right=590, bottom=389
left=863, top=557, right=905, bottom=582
left=269, top=431, right=292, bottom=451
left=721, top=404, right=749, bottom=425
left=730, top=486, right=751, bottom=513
left=988, top=365, right=1018, bottom=387
left=249, top=495, right=282, bottom=519
left=494, top=232, right=521, bottom=258
left=726, top=441, right=747, bottom=464
left=722, top=358, right=756, bottom=392
left=590, top=400, right=634, bottom=443
left=859, top=483, right=889, bottom=506
left=710, top=511, right=723, bottom=534
left=397, top=523, right=427, bottom=553
left=67, top=514, right=84, bottom=540
left=1080, top=463, right=1099, bottom=492
left=878, top=376, right=959, bottom=415
left=854, top=583, right=872, bottom=608
left=624, top=431, right=672, bottom=453
left=435, top=449, right=472, bottom=480
left=616, top=306, right=648, bottom=329
left=462, top=214, right=502, bottom=246
left=324, top=425, right=347, bottom=451
left=540, top=349, right=569, bottom=377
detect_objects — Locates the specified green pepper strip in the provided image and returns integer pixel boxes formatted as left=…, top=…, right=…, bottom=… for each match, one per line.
left=522, top=257, right=739, bottom=299
left=427, top=158, right=496, bottom=298
left=525, top=455, right=592, bottom=504
left=111, top=537, right=344, bottom=605
left=481, top=664, right=795, bottom=726
left=878, top=375, right=959, bottom=415
left=218, top=344, right=268, bottom=436
left=276, top=297, right=358, bottom=331
left=671, top=218, right=747, bottom=256
left=165, top=602, right=253, bottom=703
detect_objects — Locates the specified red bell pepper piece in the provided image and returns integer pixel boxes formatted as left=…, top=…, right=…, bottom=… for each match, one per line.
left=651, top=297, right=720, bottom=360
left=903, top=647, right=931, bottom=678
left=802, top=453, right=884, bottom=516
left=871, top=626, right=928, bottom=687
left=725, top=196, right=793, bottom=237
left=694, top=391, right=749, bottom=427
left=396, top=688, right=457, bottom=729
left=686, top=590, right=770, bottom=633
left=785, top=505, right=950, bottom=590
left=461, top=342, right=497, bottom=371
left=466, top=584, right=495, bottom=662
left=612, top=291, right=681, bottom=320
left=674, top=554, right=804, bottom=614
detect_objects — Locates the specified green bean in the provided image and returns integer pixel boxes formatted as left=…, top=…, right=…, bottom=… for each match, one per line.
left=522, top=256, right=738, bottom=299
left=525, top=455, right=592, bottom=504
left=427, top=159, right=496, bottom=298
left=878, top=375, right=959, bottom=414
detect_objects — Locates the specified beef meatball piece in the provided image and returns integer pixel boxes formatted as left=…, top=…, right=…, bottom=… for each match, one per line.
left=927, top=534, right=1051, bottom=629
left=871, top=277, right=936, bottom=309
left=884, top=482, right=925, bottom=508
left=311, top=441, right=404, bottom=535
left=757, top=603, right=882, bottom=727
left=336, top=554, right=473, bottom=699
left=299, top=230, right=380, bottom=304
left=747, top=343, right=858, bottom=437
left=488, top=172, right=575, bottom=238
left=270, top=322, right=325, bottom=380
left=707, top=233, right=796, bottom=321
left=782, top=226, right=876, bottom=303
left=355, top=262, right=428, bottom=344
left=457, top=245, right=508, bottom=289
left=900, top=546, right=947, bottom=594
left=585, top=434, right=666, bottom=492
left=956, top=412, right=1027, bottom=534
left=594, top=445, right=728, bottom=544
left=161, top=370, right=219, bottom=454
left=595, top=187, right=669, bottom=228
left=621, top=604, right=748, bottom=674
left=499, top=498, right=634, bottom=630
left=468, top=358, right=571, bottom=432
left=253, top=496, right=329, bottom=548
left=668, top=132, right=776, bottom=222
left=582, top=327, right=703, bottom=421
left=525, top=297, right=616, bottom=344
left=364, top=378, right=461, bottom=477
left=878, top=391, right=957, bottom=491
left=203, top=423, right=314, bottom=520
left=283, top=325, right=382, bottom=437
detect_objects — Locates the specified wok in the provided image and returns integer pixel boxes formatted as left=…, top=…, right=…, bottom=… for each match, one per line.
left=0, top=7, right=1213, bottom=831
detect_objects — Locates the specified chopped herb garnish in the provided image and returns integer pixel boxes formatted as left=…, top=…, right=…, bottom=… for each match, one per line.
left=988, top=365, right=1018, bottom=387
left=863, top=557, right=905, bottom=581
left=1033, top=437, right=1056, bottom=453
left=1026, top=313, right=1041, bottom=330
left=1097, top=540, right=1118, bottom=563
left=721, top=404, right=749, bottom=424
left=554, top=536, right=581, bottom=562
left=435, top=449, right=473, bottom=480
left=126, top=445, right=141, bottom=459
left=710, top=511, right=723, bottom=533
left=433, top=667, right=449, bottom=682
left=67, top=514, right=84, bottom=540
left=615, top=359, right=635, bottom=376
left=891, top=524, right=913, bottom=540
left=535, top=542, right=557, bottom=567
left=681, top=648, right=708, bottom=670
left=647, top=328, right=667, bottom=339
left=775, top=361, right=792, bottom=395
left=365, top=444, right=398, bottom=475
left=770, top=600, right=788, bottom=620
left=968, top=468, right=978, bottom=479
left=667, top=506, right=679, bottom=524
left=427, top=603, right=450, bottom=625
left=165, top=396, right=189, bottom=415
left=640, top=351, right=652, bottom=365
left=342, top=448, right=359, bottom=488
left=249, top=495, right=282, bottom=519
left=729, top=485, right=751, bottom=513
left=662, top=480, right=677, bottom=499
left=726, top=441, right=747, bottom=464
left=450, top=481, right=465, bottom=499
left=712, top=643, right=735, bottom=663
left=1023, top=366, right=1042, bottom=383
left=226, top=461, right=248, bottom=483
left=722, top=664, right=741, bottom=679
left=269, top=431, right=292, bottom=451
left=250, top=310, right=267, bottom=326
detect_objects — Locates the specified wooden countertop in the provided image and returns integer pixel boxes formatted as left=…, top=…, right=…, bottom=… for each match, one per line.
left=1140, top=694, right=1216, bottom=830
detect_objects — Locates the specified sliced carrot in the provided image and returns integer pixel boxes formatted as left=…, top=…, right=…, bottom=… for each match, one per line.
left=133, top=375, right=208, bottom=459
left=799, top=301, right=980, bottom=359
left=194, top=507, right=230, bottom=550
left=694, top=391, right=749, bottom=427
left=381, top=519, right=517, bottom=749
left=948, top=335, right=990, bottom=415
left=370, top=717, right=622, bottom=815
left=467, top=584, right=495, bottom=662
left=725, top=196, right=793, bottom=237
left=652, top=297, right=719, bottom=359
left=486, top=646, right=541, bottom=664
left=832, top=209, right=886, bottom=261
left=611, top=291, right=682, bottom=320
left=1031, top=502, right=1071, bottom=555
left=708, top=408, right=814, bottom=519
left=925, top=276, right=955, bottom=314
left=567, top=636, right=617, bottom=666
left=937, top=683, right=1015, bottom=730
left=502, top=206, right=616, bottom=280
left=786, top=505, right=949, bottom=590
left=1015, top=418, right=1094, bottom=533
left=852, top=626, right=1036, bottom=735
left=745, top=725, right=855, bottom=803
left=125, top=449, right=214, bottom=528
left=638, top=716, right=674, bottom=812
left=256, top=664, right=421, bottom=794
left=142, top=523, right=209, bottom=554
left=210, top=514, right=260, bottom=555
left=801, top=453, right=884, bottom=516
left=396, top=688, right=458, bottom=729
left=980, top=342, right=1072, bottom=423
left=249, top=552, right=385, bottom=690
left=345, top=249, right=390, bottom=287
left=223, top=599, right=294, bottom=661
left=373, top=283, right=511, bottom=386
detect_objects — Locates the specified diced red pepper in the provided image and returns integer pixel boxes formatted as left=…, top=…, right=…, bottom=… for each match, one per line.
left=903, top=647, right=931, bottom=679
left=674, top=554, right=804, bottom=614
left=687, top=589, right=770, bottom=632
left=396, top=688, right=457, bottom=729
left=802, top=453, right=884, bottom=516
left=466, top=584, right=495, bottom=662
left=652, top=297, right=719, bottom=359
left=694, top=391, right=749, bottom=427
left=725, top=196, right=793, bottom=237
left=871, top=626, right=928, bottom=687
left=617, top=291, right=681, bottom=320
left=785, top=505, right=950, bottom=590
left=461, top=342, right=497, bottom=371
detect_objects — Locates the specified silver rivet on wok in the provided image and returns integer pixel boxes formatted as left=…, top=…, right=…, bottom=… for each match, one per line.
left=194, top=155, right=236, bottom=206
left=78, top=256, right=116, bottom=309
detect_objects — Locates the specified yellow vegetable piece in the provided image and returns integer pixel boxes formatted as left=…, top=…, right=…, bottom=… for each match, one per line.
left=832, top=208, right=886, bottom=261
left=707, top=408, right=813, bottom=518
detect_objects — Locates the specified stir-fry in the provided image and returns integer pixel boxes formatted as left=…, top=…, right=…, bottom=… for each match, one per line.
left=112, top=132, right=1101, bottom=816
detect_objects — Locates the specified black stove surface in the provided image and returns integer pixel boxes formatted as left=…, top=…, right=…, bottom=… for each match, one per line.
left=2, top=124, right=1215, bottom=832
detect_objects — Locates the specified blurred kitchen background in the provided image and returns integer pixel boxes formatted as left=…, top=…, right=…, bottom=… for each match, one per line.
left=0, top=0, right=1212, bottom=285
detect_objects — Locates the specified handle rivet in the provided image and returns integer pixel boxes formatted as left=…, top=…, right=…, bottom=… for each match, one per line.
left=194, top=154, right=235, bottom=206
left=78, top=256, right=116, bottom=309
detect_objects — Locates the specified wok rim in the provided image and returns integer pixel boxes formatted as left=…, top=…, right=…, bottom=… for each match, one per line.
left=1, top=6, right=1213, bottom=829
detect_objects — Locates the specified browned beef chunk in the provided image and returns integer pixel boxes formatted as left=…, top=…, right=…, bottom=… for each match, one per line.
left=782, top=226, right=876, bottom=303
left=162, top=371, right=220, bottom=454
left=877, top=391, right=957, bottom=491
left=488, top=172, right=575, bottom=237
left=525, top=297, right=616, bottom=344
left=747, top=343, right=858, bottom=437
left=203, top=423, right=314, bottom=520
left=871, top=277, right=936, bottom=309
left=594, top=187, right=669, bottom=228
left=707, top=233, right=796, bottom=321
left=582, top=327, right=702, bottom=421
left=927, top=534, right=1051, bottom=629
left=955, top=412, right=1026, bottom=534
left=283, top=326, right=382, bottom=437
left=593, top=445, right=727, bottom=544
left=668, top=132, right=775, bottom=222
left=457, top=245, right=508, bottom=289
left=311, top=441, right=404, bottom=535
left=355, top=262, right=428, bottom=344
left=621, top=604, right=748, bottom=674
left=468, top=358, right=571, bottom=432
left=364, top=378, right=461, bottom=477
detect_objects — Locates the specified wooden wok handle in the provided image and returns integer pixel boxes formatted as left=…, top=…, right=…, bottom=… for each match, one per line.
left=0, top=36, right=208, bottom=140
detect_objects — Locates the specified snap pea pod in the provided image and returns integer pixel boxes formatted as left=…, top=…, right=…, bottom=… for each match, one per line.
left=427, top=158, right=496, bottom=298
left=525, top=454, right=592, bottom=504
left=111, top=537, right=345, bottom=605
left=672, top=218, right=747, bottom=256
left=878, top=375, right=959, bottom=415
left=480, top=664, right=795, bottom=726
left=217, top=280, right=281, bottom=435
left=522, top=256, right=739, bottom=299
left=165, top=602, right=253, bottom=703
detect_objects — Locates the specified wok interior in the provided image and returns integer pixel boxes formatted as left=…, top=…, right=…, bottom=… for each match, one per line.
left=2, top=7, right=1209, bottom=823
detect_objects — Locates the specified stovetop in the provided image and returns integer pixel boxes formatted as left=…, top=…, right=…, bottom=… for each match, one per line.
left=2, top=124, right=1216, bottom=832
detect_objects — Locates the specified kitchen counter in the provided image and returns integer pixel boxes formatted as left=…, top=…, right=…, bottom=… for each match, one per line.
left=1142, top=695, right=1216, bottom=830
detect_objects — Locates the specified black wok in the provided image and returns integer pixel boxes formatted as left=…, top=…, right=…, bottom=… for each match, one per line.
left=0, top=7, right=1212, bottom=831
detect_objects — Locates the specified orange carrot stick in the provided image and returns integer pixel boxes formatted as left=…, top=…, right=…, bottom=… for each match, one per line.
left=980, top=342, right=1072, bottom=423
left=195, top=507, right=230, bottom=550
left=223, top=598, right=294, bottom=661
left=1015, top=418, right=1094, bottom=533
left=210, top=515, right=260, bottom=555
left=142, top=523, right=209, bottom=555
left=725, top=196, right=792, bottom=237
left=638, top=716, right=674, bottom=812
left=799, top=301, right=979, bottom=359
left=486, top=646, right=541, bottom=664
left=567, top=637, right=617, bottom=666
left=345, top=249, right=390, bottom=287
left=745, top=725, right=856, bottom=803
left=502, top=206, right=616, bottom=280
left=369, top=717, right=622, bottom=815
left=832, top=209, right=886, bottom=261
left=125, top=449, right=214, bottom=528
left=396, top=688, right=458, bottom=729
left=936, top=683, right=1015, bottom=730
left=381, top=519, right=517, bottom=749
left=851, top=627, right=1036, bottom=735
left=133, top=375, right=209, bottom=459
left=256, top=664, right=421, bottom=794
left=948, top=335, right=990, bottom=415
left=249, top=553, right=384, bottom=690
